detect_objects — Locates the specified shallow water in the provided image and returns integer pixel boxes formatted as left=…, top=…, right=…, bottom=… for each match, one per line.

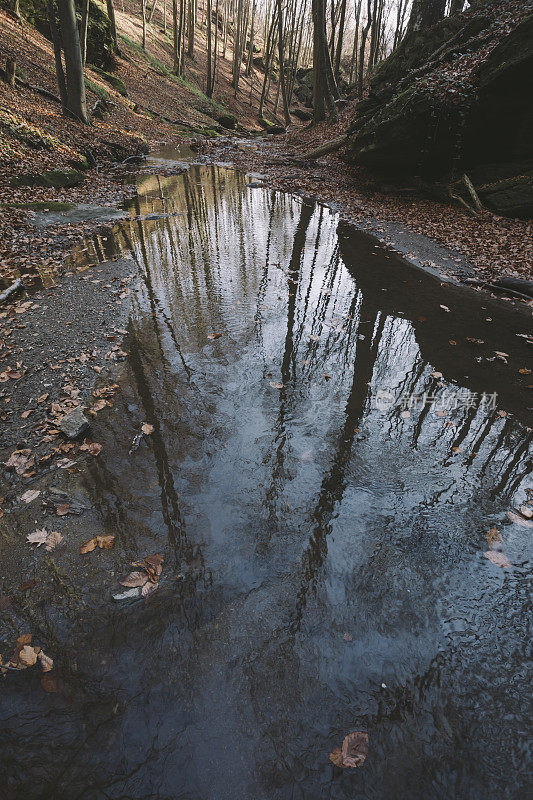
left=2, top=163, right=532, bottom=800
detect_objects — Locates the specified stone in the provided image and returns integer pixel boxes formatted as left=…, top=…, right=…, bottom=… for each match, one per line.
left=10, top=169, right=85, bottom=189
left=59, top=407, right=90, bottom=439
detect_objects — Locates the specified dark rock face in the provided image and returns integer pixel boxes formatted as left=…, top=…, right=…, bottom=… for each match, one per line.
left=346, top=6, right=533, bottom=218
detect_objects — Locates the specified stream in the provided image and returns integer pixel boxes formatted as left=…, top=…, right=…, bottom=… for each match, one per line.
left=1, top=160, right=532, bottom=799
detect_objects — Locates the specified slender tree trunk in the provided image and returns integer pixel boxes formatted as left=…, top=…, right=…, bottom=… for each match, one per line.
left=80, top=0, right=89, bottom=66
left=142, top=0, right=147, bottom=49
left=211, top=0, right=219, bottom=94
left=187, top=0, right=195, bottom=57
left=57, top=0, right=89, bottom=123
left=47, top=0, right=68, bottom=107
left=357, top=0, right=371, bottom=98
left=333, top=0, right=346, bottom=81
left=106, top=0, right=121, bottom=54
left=173, top=0, right=179, bottom=71
left=275, top=0, right=291, bottom=124
left=206, top=0, right=213, bottom=94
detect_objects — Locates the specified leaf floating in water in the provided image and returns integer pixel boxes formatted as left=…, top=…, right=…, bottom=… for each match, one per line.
left=506, top=509, right=533, bottom=528
left=520, top=505, right=533, bottom=519
left=120, top=570, right=148, bottom=588
left=486, top=527, right=502, bottom=549
left=329, top=748, right=344, bottom=768
left=484, top=550, right=511, bottom=568
left=207, top=332, right=223, bottom=340
left=141, top=423, right=154, bottom=435
left=400, top=410, right=411, bottom=419
left=301, top=450, right=314, bottom=463
left=141, top=580, right=159, bottom=598
left=269, top=381, right=284, bottom=389
left=432, top=371, right=443, bottom=379
left=330, top=731, right=369, bottom=768
left=80, top=535, right=115, bottom=554
left=324, top=373, right=332, bottom=381
left=440, top=305, right=450, bottom=312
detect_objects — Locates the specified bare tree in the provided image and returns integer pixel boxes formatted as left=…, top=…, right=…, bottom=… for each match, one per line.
left=54, top=0, right=89, bottom=123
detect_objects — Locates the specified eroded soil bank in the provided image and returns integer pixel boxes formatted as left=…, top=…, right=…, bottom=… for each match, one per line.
left=1, top=156, right=532, bottom=800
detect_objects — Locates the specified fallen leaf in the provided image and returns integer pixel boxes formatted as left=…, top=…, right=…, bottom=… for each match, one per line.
left=342, top=731, right=369, bottom=768
left=484, top=550, right=511, bottom=568
left=120, top=570, right=148, bottom=587
left=440, top=305, right=450, bottom=312
left=486, top=527, right=502, bottom=549
left=97, top=535, right=115, bottom=550
left=207, top=332, right=223, bottom=340
left=401, top=410, right=411, bottom=419
left=519, top=505, right=533, bottom=519
left=20, top=489, right=40, bottom=504
left=37, top=651, right=53, bottom=672
left=141, top=580, right=158, bottom=598
left=5, top=449, right=34, bottom=475
left=19, top=579, right=37, bottom=591
left=27, top=528, right=48, bottom=547
left=80, top=538, right=98, bottom=554
left=141, top=423, right=154, bottom=435
left=269, top=381, right=284, bottom=389
left=432, top=371, right=443, bottom=379
left=81, top=441, right=102, bottom=456
left=56, top=504, right=70, bottom=516
left=329, top=748, right=344, bottom=767
left=343, top=632, right=353, bottom=642
left=18, top=645, right=38, bottom=667
left=45, top=531, right=63, bottom=551
left=330, top=731, right=369, bottom=768
left=506, top=509, right=533, bottom=528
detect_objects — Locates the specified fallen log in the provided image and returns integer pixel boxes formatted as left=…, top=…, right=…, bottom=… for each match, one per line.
left=15, top=77, right=61, bottom=103
left=302, top=135, right=348, bottom=160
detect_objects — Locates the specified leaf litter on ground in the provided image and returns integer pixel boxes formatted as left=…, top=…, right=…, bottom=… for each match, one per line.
left=114, top=554, right=164, bottom=601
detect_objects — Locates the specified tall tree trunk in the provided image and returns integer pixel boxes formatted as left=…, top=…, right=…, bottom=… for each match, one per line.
left=276, top=0, right=291, bottom=125
left=79, top=0, right=89, bottom=66
left=357, top=0, right=371, bottom=98
left=57, top=0, right=89, bottom=123
left=142, top=0, right=147, bottom=49
left=333, top=0, right=346, bottom=81
left=173, top=0, right=179, bottom=72
left=206, top=0, right=212, bottom=94
left=106, top=0, right=121, bottom=54
left=211, top=0, right=219, bottom=94
left=187, top=0, right=195, bottom=57
left=47, top=0, right=68, bottom=107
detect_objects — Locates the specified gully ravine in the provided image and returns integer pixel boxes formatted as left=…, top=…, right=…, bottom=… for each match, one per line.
left=1, top=158, right=532, bottom=800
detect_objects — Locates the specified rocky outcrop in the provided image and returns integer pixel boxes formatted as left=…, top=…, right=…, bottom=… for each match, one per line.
left=346, top=2, right=533, bottom=218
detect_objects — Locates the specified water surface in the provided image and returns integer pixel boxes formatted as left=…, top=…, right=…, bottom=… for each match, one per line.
left=2, top=164, right=532, bottom=800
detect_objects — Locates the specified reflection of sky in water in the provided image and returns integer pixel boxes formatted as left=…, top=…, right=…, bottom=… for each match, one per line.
left=9, top=165, right=530, bottom=800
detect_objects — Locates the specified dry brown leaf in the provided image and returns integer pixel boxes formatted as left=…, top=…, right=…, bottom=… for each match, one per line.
left=484, top=550, right=511, bottom=568
left=506, top=509, right=533, bottom=528
left=120, top=570, right=148, bottom=588
left=519, top=505, right=533, bottom=519
left=56, top=504, right=70, bottom=516
left=141, top=580, right=159, bottom=598
left=45, top=531, right=63, bottom=551
left=329, top=748, right=344, bottom=767
left=432, top=371, right=443, bottom=378
left=207, top=332, right=223, bottom=340
left=141, top=423, right=154, bottom=435
left=20, top=489, right=40, bottom=504
left=80, top=538, right=98, bottom=554
left=97, top=535, right=115, bottom=550
left=269, top=381, right=284, bottom=389
left=341, top=731, right=369, bottom=768
left=27, top=528, right=48, bottom=547
left=17, top=633, right=32, bottom=647
left=486, top=528, right=502, bottom=549
left=37, top=651, right=54, bottom=672
left=5, top=449, right=34, bottom=475
left=18, top=645, right=38, bottom=667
